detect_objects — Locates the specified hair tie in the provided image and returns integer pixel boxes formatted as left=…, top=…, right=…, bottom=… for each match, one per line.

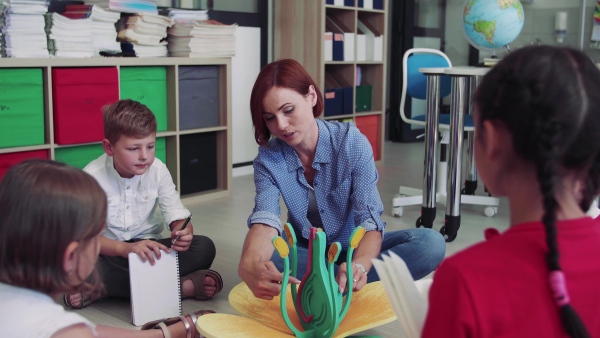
left=549, top=270, right=570, bottom=306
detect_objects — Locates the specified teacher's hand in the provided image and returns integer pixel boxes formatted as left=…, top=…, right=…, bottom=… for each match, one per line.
left=239, top=259, right=300, bottom=300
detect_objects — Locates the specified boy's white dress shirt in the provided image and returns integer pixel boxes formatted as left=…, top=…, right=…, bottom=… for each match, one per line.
left=84, top=154, right=190, bottom=241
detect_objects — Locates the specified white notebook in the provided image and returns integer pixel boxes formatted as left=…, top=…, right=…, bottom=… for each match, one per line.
left=128, top=250, right=182, bottom=326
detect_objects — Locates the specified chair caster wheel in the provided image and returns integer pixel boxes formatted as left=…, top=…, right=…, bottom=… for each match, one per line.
left=440, top=215, right=460, bottom=242
left=440, top=225, right=457, bottom=242
left=484, top=206, right=497, bottom=217
left=416, top=216, right=433, bottom=229
left=392, top=206, right=403, bottom=217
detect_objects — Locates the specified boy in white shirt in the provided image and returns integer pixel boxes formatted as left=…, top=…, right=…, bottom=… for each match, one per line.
left=65, top=99, right=223, bottom=309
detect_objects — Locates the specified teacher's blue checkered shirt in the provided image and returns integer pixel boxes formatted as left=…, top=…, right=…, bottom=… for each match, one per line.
left=247, top=119, right=386, bottom=248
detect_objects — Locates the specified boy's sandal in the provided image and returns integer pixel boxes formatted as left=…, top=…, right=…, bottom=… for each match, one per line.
left=141, top=309, right=216, bottom=338
left=182, top=269, right=224, bottom=300
left=63, top=292, right=94, bottom=310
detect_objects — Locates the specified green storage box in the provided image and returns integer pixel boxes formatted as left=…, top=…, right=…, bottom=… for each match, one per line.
left=54, top=137, right=166, bottom=170
left=355, top=85, right=372, bottom=112
left=120, top=67, right=168, bottom=132
left=55, top=144, right=104, bottom=170
left=0, top=68, right=45, bottom=148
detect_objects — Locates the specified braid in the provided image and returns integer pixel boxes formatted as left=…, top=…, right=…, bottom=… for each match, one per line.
left=534, top=109, right=591, bottom=338
left=534, top=119, right=561, bottom=271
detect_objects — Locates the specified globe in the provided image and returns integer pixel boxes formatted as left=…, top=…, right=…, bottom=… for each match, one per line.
left=462, top=0, right=525, bottom=51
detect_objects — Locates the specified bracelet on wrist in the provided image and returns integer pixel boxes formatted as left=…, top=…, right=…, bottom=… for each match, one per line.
left=354, top=262, right=368, bottom=275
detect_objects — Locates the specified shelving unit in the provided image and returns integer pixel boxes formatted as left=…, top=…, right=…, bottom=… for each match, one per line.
left=0, top=57, right=232, bottom=204
left=273, top=0, right=388, bottom=160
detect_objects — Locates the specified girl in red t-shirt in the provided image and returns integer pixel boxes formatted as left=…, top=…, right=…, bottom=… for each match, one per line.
left=423, top=46, right=600, bottom=338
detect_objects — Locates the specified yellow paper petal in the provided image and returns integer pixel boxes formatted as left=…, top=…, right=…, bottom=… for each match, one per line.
left=273, top=237, right=290, bottom=258
left=350, top=227, right=366, bottom=249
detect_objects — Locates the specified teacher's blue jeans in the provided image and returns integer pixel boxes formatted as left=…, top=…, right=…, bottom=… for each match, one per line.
left=271, top=228, right=445, bottom=281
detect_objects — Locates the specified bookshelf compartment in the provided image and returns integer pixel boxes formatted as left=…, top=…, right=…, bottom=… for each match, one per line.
left=52, top=67, right=119, bottom=145
left=120, top=66, right=169, bottom=132
left=179, top=132, right=217, bottom=195
left=178, top=66, right=220, bottom=130
left=0, top=149, right=49, bottom=180
left=324, top=64, right=354, bottom=117
left=0, top=68, right=45, bottom=148
left=356, top=63, right=383, bottom=112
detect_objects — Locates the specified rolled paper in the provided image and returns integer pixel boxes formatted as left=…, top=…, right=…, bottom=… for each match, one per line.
left=555, top=11, right=567, bottom=31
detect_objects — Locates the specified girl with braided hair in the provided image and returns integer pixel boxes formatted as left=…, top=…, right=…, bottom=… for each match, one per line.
left=422, top=45, right=600, bottom=337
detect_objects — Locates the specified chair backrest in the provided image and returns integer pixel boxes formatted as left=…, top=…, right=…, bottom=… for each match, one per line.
left=400, top=48, right=452, bottom=126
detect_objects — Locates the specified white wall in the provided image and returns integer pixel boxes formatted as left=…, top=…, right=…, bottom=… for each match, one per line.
left=232, top=26, right=261, bottom=177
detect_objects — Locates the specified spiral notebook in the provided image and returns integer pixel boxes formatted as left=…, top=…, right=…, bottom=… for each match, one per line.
left=128, top=250, right=182, bottom=326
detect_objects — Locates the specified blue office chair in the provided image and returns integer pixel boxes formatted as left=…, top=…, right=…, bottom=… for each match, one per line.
left=399, top=48, right=459, bottom=128
left=392, top=48, right=498, bottom=231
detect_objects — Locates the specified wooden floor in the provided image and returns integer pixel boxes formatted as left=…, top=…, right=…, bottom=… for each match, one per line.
left=73, top=141, right=511, bottom=337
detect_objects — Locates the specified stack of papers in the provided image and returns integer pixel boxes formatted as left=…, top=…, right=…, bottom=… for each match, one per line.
left=45, top=13, right=94, bottom=58
left=59, top=4, right=120, bottom=56
left=167, top=19, right=236, bottom=58
left=168, top=8, right=208, bottom=22
left=91, top=5, right=121, bottom=55
left=3, top=0, right=49, bottom=58
left=109, top=0, right=157, bottom=14
left=118, top=13, right=173, bottom=57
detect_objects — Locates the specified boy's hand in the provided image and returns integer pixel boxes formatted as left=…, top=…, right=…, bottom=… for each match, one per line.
left=129, top=240, right=170, bottom=265
left=170, top=225, right=192, bottom=251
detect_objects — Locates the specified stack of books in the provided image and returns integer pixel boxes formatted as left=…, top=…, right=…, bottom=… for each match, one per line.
left=118, top=13, right=173, bottom=57
left=109, top=0, right=157, bottom=14
left=45, top=13, right=94, bottom=58
left=3, top=0, right=49, bottom=58
left=167, top=19, right=236, bottom=58
left=57, top=4, right=121, bottom=56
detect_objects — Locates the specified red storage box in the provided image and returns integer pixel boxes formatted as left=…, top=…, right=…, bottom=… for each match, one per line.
left=355, top=115, right=381, bottom=161
left=0, top=150, right=48, bottom=181
left=52, top=67, right=119, bottom=145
